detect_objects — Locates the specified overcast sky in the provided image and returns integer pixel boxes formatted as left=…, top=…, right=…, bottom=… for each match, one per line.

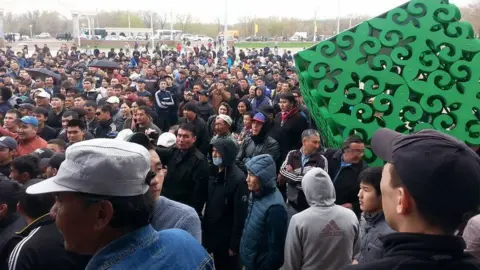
left=2, top=0, right=476, bottom=23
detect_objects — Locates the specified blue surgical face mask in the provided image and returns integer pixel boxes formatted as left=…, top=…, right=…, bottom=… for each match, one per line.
left=213, top=157, right=223, bottom=166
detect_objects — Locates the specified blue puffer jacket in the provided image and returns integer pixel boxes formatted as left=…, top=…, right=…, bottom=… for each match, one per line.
left=240, top=154, right=288, bottom=270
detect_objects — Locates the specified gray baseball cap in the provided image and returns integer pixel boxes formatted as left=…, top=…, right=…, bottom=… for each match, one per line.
left=0, top=136, right=17, bottom=150
left=26, top=139, right=150, bottom=197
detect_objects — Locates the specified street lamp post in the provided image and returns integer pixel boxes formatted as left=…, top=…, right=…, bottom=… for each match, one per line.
left=0, top=8, right=4, bottom=47
left=150, top=13, right=154, bottom=52
left=336, top=0, right=341, bottom=35
left=223, top=0, right=228, bottom=53
left=170, top=8, right=174, bottom=41
left=81, top=22, right=86, bottom=41
left=29, top=25, right=32, bottom=38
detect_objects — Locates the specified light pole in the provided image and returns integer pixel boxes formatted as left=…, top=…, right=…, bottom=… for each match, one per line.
left=0, top=8, right=4, bottom=46
left=336, top=0, right=341, bottom=35
left=223, top=0, right=228, bottom=53
left=29, top=25, right=32, bottom=38
left=170, top=8, right=174, bottom=41
left=150, top=13, right=154, bottom=52
left=81, top=22, right=86, bottom=40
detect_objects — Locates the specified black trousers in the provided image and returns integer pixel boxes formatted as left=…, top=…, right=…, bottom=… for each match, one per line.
left=213, top=249, right=242, bottom=270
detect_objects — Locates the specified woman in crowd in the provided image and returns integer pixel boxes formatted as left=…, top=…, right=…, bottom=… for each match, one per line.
left=233, top=99, right=252, bottom=134
left=247, top=85, right=256, bottom=103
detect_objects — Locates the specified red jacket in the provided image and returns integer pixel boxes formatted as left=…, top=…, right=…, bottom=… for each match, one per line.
left=17, top=136, right=48, bottom=156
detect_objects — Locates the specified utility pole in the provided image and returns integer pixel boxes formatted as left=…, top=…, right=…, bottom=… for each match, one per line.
left=253, top=15, right=256, bottom=37
left=170, top=9, right=174, bottom=41
left=150, top=13, right=154, bottom=51
left=336, top=0, right=341, bottom=34
left=314, top=10, right=317, bottom=42
left=223, top=0, right=228, bottom=53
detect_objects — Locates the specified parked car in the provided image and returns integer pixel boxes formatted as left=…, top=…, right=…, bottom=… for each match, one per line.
left=56, top=32, right=71, bottom=40
left=195, top=35, right=213, bottom=42
left=244, top=36, right=263, bottom=42
left=181, top=34, right=195, bottom=41
left=35, top=32, right=51, bottom=39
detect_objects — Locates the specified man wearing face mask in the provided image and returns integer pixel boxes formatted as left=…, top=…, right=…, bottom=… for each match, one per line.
left=203, top=138, right=249, bottom=270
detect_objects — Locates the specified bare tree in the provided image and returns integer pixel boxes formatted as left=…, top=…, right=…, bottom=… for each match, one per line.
left=140, top=11, right=154, bottom=27
left=176, top=14, right=193, bottom=32
left=238, top=16, right=253, bottom=37
left=156, top=13, right=168, bottom=30
left=23, top=11, right=41, bottom=34
left=215, top=17, right=222, bottom=33
left=3, top=12, right=15, bottom=33
left=462, top=1, right=480, bottom=35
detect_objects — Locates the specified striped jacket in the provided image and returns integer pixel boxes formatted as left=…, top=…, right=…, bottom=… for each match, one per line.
left=279, top=149, right=328, bottom=211
left=3, top=214, right=90, bottom=270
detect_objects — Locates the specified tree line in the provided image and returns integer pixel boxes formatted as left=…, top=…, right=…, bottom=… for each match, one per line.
left=3, top=2, right=480, bottom=39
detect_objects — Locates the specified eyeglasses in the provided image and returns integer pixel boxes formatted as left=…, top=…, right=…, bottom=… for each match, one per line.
left=346, top=148, right=365, bottom=155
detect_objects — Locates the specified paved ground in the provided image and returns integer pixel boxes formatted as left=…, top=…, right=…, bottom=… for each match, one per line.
left=4, top=38, right=305, bottom=55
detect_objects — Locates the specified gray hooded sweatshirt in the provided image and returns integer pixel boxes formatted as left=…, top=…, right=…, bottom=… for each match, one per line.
left=284, top=168, right=360, bottom=270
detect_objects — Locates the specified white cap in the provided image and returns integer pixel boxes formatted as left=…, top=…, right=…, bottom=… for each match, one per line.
left=115, top=129, right=133, bottom=141
left=216, top=114, right=232, bottom=126
left=129, top=74, right=141, bottom=81
left=157, top=132, right=176, bottom=147
left=35, top=89, right=51, bottom=99
left=26, top=139, right=150, bottom=197
left=106, top=96, right=120, bottom=104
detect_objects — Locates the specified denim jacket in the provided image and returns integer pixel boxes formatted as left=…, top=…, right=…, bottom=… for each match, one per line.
left=86, top=225, right=213, bottom=270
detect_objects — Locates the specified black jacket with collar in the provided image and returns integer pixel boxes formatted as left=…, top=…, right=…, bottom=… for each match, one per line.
left=324, top=148, right=366, bottom=217
left=47, top=109, right=64, bottom=130
left=269, top=110, right=309, bottom=163
left=93, top=118, right=117, bottom=139
left=0, top=214, right=26, bottom=253
left=37, top=125, right=58, bottom=141
left=344, top=233, right=480, bottom=270
left=157, top=146, right=209, bottom=217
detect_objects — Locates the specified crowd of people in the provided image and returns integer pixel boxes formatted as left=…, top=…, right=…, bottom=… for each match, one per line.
left=0, top=41, right=478, bottom=270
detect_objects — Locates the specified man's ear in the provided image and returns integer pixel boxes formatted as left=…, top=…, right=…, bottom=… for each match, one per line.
left=396, top=187, right=414, bottom=215
left=0, top=203, right=8, bottom=219
left=92, top=200, right=115, bottom=232
left=21, top=172, right=31, bottom=183
left=16, top=202, right=24, bottom=216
